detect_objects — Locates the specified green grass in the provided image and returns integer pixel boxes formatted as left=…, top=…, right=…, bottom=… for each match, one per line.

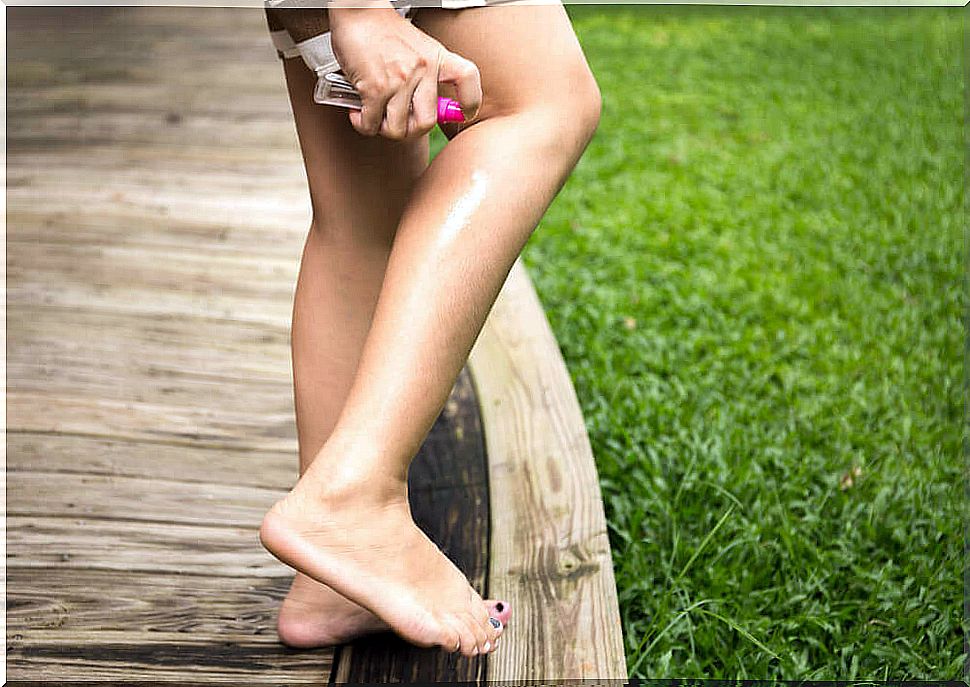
left=438, top=6, right=964, bottom=679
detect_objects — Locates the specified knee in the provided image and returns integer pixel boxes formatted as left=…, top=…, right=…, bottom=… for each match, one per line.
left=563, top=68, right=602, bottom=150
left=446, top=67, right=602, bottom=165
left=524, top=71, right=601, bottom=170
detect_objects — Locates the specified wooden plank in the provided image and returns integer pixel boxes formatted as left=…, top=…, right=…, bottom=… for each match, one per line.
left=7, top=239, right=298, bottom=329
left=7, top=516, right=286, bottom=578
left=6, top=569, right=336, bottom=681
left=8, top=305, right=293, bottom=403
left=6, top=207, right=309, bottom=258
left=7, top=391, right=297, bottom=452
left=5, top=187, right=310, bottom=255
left=6, top=111, right=305, bottom=151
left=8, top=239, right=299, bottom=304
left=7, top=568, right=289, bottom=636
left=6, top=630, right=332, bottom=681
left=468, top=257, right=627, bottom=679
left=6, top=155, right=308, bottom=208
left=332, top=367, right=490, bottom=683
left=7, top=433, right=298, bottom=490
left=8, top=472, right=284, bottom=527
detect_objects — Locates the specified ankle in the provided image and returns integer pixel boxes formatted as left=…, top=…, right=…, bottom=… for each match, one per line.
left=299, top=444, right=408, bottom=508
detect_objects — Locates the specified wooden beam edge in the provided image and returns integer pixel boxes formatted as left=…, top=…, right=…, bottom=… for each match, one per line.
left=469, top=257, right=627, bottom=680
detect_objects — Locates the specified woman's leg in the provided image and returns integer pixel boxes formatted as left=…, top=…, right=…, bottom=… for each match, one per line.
left=260, top=1, right=601, bottom=657
left=273, top=41, right=430, bottom=647
left=270, top=31, right=514, bottom=650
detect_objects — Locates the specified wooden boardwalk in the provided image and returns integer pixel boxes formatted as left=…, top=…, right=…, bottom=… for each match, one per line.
left=6, top=6, right=626, bottom=682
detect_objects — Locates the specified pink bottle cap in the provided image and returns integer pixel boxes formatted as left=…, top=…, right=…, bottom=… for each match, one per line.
left=437, top=97, right=465, bottom=124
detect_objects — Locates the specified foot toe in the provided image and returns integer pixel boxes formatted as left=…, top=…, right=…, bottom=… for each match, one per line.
left=487, top=599, right=511, bottom=626
left=443, top=616, right=476, bottom=658
left=462, top=612, right=489, bottom=657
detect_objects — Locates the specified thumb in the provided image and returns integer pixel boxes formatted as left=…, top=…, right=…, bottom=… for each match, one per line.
left=436, top=48, right=482, bottom=122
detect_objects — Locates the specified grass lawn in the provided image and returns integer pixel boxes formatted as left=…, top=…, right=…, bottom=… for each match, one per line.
left=439, top=5, right=964, bottom=679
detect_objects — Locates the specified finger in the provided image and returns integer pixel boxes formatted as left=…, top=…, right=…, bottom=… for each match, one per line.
left=437, top=50, right=482, bottom=122
left=355, top=78, right=392, bottom=136
left=382, top=71, right=421, bottom=140
left=407, top=71, right=439, bottom=138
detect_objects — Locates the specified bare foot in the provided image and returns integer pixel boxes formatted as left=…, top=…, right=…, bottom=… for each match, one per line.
left=260, top=472, right=504, bottom=657
left=276, top=573, right=388, bottom=648
left=276, top=573, right=513, bottom=649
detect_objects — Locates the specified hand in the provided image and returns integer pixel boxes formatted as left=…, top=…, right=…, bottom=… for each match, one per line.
left=329, top=2, right=482, bottom=140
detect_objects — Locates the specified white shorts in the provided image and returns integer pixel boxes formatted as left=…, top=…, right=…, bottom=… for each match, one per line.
left=267, top=0, right=416, bottom=62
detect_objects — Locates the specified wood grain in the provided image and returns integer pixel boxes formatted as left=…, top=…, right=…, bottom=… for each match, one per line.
left=468, top=258, right=628, bottom=679
left=6, top=630, right=333, bottom=681
left=5, top=6, right=334, bottom=680
left=7, top=433, right=299, bottom=490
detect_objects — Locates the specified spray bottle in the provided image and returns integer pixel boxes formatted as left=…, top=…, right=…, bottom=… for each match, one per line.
left=266, top=11, right=466, bottom=126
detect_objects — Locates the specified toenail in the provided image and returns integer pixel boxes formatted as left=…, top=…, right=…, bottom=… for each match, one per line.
left=489, top=617, right=502, bottom=629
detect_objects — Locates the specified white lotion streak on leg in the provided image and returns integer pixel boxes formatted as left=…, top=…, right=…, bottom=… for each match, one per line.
left=435, top=169, right=489, bottom=249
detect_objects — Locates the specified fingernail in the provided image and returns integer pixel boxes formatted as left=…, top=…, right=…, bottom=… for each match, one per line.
left=472, top=647, right=479, bottom=656
left=483, top=641, right=490, bottom=652
left=489, top=617, right=502, bottom=629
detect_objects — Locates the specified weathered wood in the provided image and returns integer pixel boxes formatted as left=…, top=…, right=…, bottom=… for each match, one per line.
left=6, top=433, right=298, bottom=490
left=468, top=258, right=628, bottom=679
left=7, top=391, right=298, bottom=453
left=6, top=630, right=333, bottom=681
left=8, top=516, right=287, bottom=578
left=9, top=472, right=285, bottom=527
left=7, top=569, right=290, bottom=635
left=9, top=305, right=293, bottom=405
left=6, top=6, right=336, bottom=681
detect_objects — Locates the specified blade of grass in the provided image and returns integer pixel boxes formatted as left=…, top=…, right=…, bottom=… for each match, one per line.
left=696, top=607, right=781, bottom=662
left=674, top=504, right=736, bottom=584
left=628, top=598, right=715, bottom=676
